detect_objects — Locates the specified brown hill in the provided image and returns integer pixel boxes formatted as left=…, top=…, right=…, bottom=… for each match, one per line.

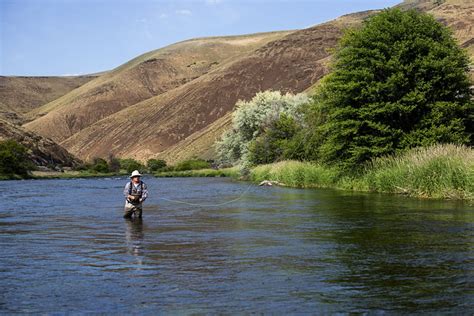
left=0, top=75, right=96, bottom=119
left=23, top=0, right=473, bottom=163
left=24, top=31, right=291, bottom=142
left=60, top=14, right=370, bottom=161
left=0, top=118, right=79, bottom=167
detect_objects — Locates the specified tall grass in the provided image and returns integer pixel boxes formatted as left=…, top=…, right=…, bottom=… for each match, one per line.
left=250, top=144, right=474, bottom=200
left=355, top=144, right=474, bottom=200
left=250, top=160, right=340, bottom=188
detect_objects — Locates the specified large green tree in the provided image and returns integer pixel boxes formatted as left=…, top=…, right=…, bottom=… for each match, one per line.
left=0, top=140, right=32, bottom=177
left=315, top=8, right=472, bottom=169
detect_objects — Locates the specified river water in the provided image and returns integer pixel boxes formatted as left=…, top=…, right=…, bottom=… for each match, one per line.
left=0, top=177, right=473, bottom=313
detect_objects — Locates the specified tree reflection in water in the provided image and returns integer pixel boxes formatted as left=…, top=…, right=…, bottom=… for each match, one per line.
left=125, top=218, right=144, bottom=268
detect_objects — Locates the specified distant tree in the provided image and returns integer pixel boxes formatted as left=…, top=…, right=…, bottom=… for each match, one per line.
left=147, top=158, right=167, bottom=172
left=91, top=157, right=109, bottom=173
left=314, top=8, right=472, bottom=170
left=0, top=140, right=32, bottom=177
left=120, top=158, right=144, bottom=174
left=108, top=154, right=121, bottom=173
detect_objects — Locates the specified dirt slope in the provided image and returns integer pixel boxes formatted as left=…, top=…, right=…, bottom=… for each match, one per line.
left=60, top=14, right=371, bottom=161
left=24, top=31, right=291, bottom=142
left=0, top=76, right=95, bottom=115
left=0, top=119, right=80, bottom=167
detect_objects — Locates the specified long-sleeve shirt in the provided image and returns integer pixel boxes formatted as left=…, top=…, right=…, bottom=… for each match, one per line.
left=123, top=181, right=148, bottom=202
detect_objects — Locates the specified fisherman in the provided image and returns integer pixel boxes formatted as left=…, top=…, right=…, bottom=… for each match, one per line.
left=123, top=170, right=148, bottom=219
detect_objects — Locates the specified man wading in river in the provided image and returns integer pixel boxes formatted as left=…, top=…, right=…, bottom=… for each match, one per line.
left=123, top=170, right=148, bottom=219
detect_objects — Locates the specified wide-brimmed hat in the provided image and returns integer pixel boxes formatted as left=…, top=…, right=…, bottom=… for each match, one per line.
left=130, top=170, right=142, bottom=178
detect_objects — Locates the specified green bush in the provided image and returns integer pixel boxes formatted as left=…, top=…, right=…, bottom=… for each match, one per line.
left=91, top=157, right=109, bottom=173
left=147, top=158, right=167, bottom=172
left=215, top=90, right=309, bottom=167
left=108, top=154, right=121, bottom=173
left=174, top=159, right=211, bottom=171
left=312, top=8, right=472, bottom=170
left=120, top=158, right=144, bottom=173
left=0, top=140, right=32, bottom=177
left=248, top=113, right=300, bottom=165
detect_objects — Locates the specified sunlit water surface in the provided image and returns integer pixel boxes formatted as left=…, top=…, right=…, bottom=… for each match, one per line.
left=0, top=177, right=473, bottom=313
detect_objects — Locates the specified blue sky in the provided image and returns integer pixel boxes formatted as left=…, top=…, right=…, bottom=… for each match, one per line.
left=1, top=0, right=401, bottom=76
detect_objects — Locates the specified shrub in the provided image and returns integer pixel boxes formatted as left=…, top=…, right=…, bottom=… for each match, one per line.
left=120, top=158, right=144, bottom=173
left=108, top=154, right=121, bottom=173
left=91, top=157, right=109, bottom=173
left=0, top=140, right=32, bottom=177
left=314, top=8, right=472, bottom=170
left=174, top=158, right=210, bottom=171
left=147, top=158, right=167, bottom=172
left=215, top=90, right=309, bottom=166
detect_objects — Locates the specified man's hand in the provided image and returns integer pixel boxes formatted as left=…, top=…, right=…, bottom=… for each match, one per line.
left=128, top=195, right=135, bottom=200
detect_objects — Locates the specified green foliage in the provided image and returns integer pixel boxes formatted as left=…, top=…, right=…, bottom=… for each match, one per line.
left=251, top=144, right=474, bottom=200
left=155, top=167, right=240, bottom=178
left=174, top=158, right=211, bottom=171
left=312, top=8, right=472, bottom=170
left=120, top=158, right=144, bottom=173
left=215, top=90, right=309, bottom=167
left=147, top=158, right=167, bottom=172
left=248, top=113, right=300, bottom=165
left=91, top=157, right=109, bottom=173
left=0, top=140, right=32, bottom=178
left=250, top=160, right=340, bottom=189
left=355, top=144, right=474, bottom=199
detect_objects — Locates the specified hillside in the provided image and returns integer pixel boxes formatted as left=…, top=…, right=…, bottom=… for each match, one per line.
left=24, top=31, right=292, bottom=142
left=0, top=118, right=79, bottom=167
left=0, top=75, right=96, bottom=122
left=21, top=0, right=473, bottom=163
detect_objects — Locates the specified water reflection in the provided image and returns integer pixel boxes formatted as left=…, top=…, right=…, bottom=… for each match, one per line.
left=124, top=218, right=144, bottom=267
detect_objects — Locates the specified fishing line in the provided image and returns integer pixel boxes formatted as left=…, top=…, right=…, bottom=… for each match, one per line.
left=157, top=112, right=310, bottom=207
left=158, top=183, right=254, bottom=207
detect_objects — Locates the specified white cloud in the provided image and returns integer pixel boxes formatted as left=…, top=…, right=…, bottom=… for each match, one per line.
left=175, top=9, right=192, bottom=16
left=159, top=13, right=168, bottom=19
left=206, top=0, right=222, bottom=4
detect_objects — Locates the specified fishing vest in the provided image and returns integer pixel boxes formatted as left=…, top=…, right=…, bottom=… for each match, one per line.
left=128, top=181, right=144, bottom=205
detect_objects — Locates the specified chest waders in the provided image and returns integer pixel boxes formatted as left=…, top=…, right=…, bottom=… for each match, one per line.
left=128, top=181, right=143, bottom=205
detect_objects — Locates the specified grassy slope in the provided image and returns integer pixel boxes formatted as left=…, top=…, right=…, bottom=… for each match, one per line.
left=24, top=31, right=292, bottom=142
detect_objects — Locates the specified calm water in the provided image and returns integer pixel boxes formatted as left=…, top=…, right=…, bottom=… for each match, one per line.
left=0, top=177, right=473, bottom=313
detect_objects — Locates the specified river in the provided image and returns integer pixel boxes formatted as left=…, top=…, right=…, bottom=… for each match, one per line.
left=0, top=177, right=472, bottom=313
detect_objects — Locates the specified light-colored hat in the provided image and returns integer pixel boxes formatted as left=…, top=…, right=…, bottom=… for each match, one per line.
left=130, top=170, right=142, bottom=178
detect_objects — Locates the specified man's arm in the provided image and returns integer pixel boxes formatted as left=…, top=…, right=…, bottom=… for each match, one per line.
left=141, top=183, right=148, bottom=202
left=123, top=182, right=130, bottom=199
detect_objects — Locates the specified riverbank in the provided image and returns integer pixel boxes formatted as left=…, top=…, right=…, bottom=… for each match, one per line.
left=30, top=170, right=128, bottom=179
left=250, top=144, right=474, bottom=200
left=154, top=167, right=239, bottom=178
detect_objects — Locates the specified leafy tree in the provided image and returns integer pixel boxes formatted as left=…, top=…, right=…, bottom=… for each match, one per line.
left=0, top=140, right=32, bottom=177
left=314, top=8, right=472, bottom=170
left=91, top=157, right=109, bottom=173
left=147, top=158, right=167, bottom=172
left=119, top=158, right=144, bottom=173
left=248, top=113, right=300, bottom=164
left=215, top=91, right=309, bottom=166
left=108, top=154, right=121, bottom=173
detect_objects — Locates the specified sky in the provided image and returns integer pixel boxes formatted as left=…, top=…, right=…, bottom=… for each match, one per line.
left=1, top=0, right=401, bottom=76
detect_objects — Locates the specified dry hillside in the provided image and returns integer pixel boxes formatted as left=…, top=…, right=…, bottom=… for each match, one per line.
left=24, top=31, right=292, bottom=142
left=0, top=75, right=95, bottom=118
left=19, top=0, right=473, bottom=163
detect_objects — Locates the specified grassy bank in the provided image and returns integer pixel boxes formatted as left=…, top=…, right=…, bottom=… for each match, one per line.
left=250, top=144, right=474, bottom=200
left=155, top=167, right=240, bottom=178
